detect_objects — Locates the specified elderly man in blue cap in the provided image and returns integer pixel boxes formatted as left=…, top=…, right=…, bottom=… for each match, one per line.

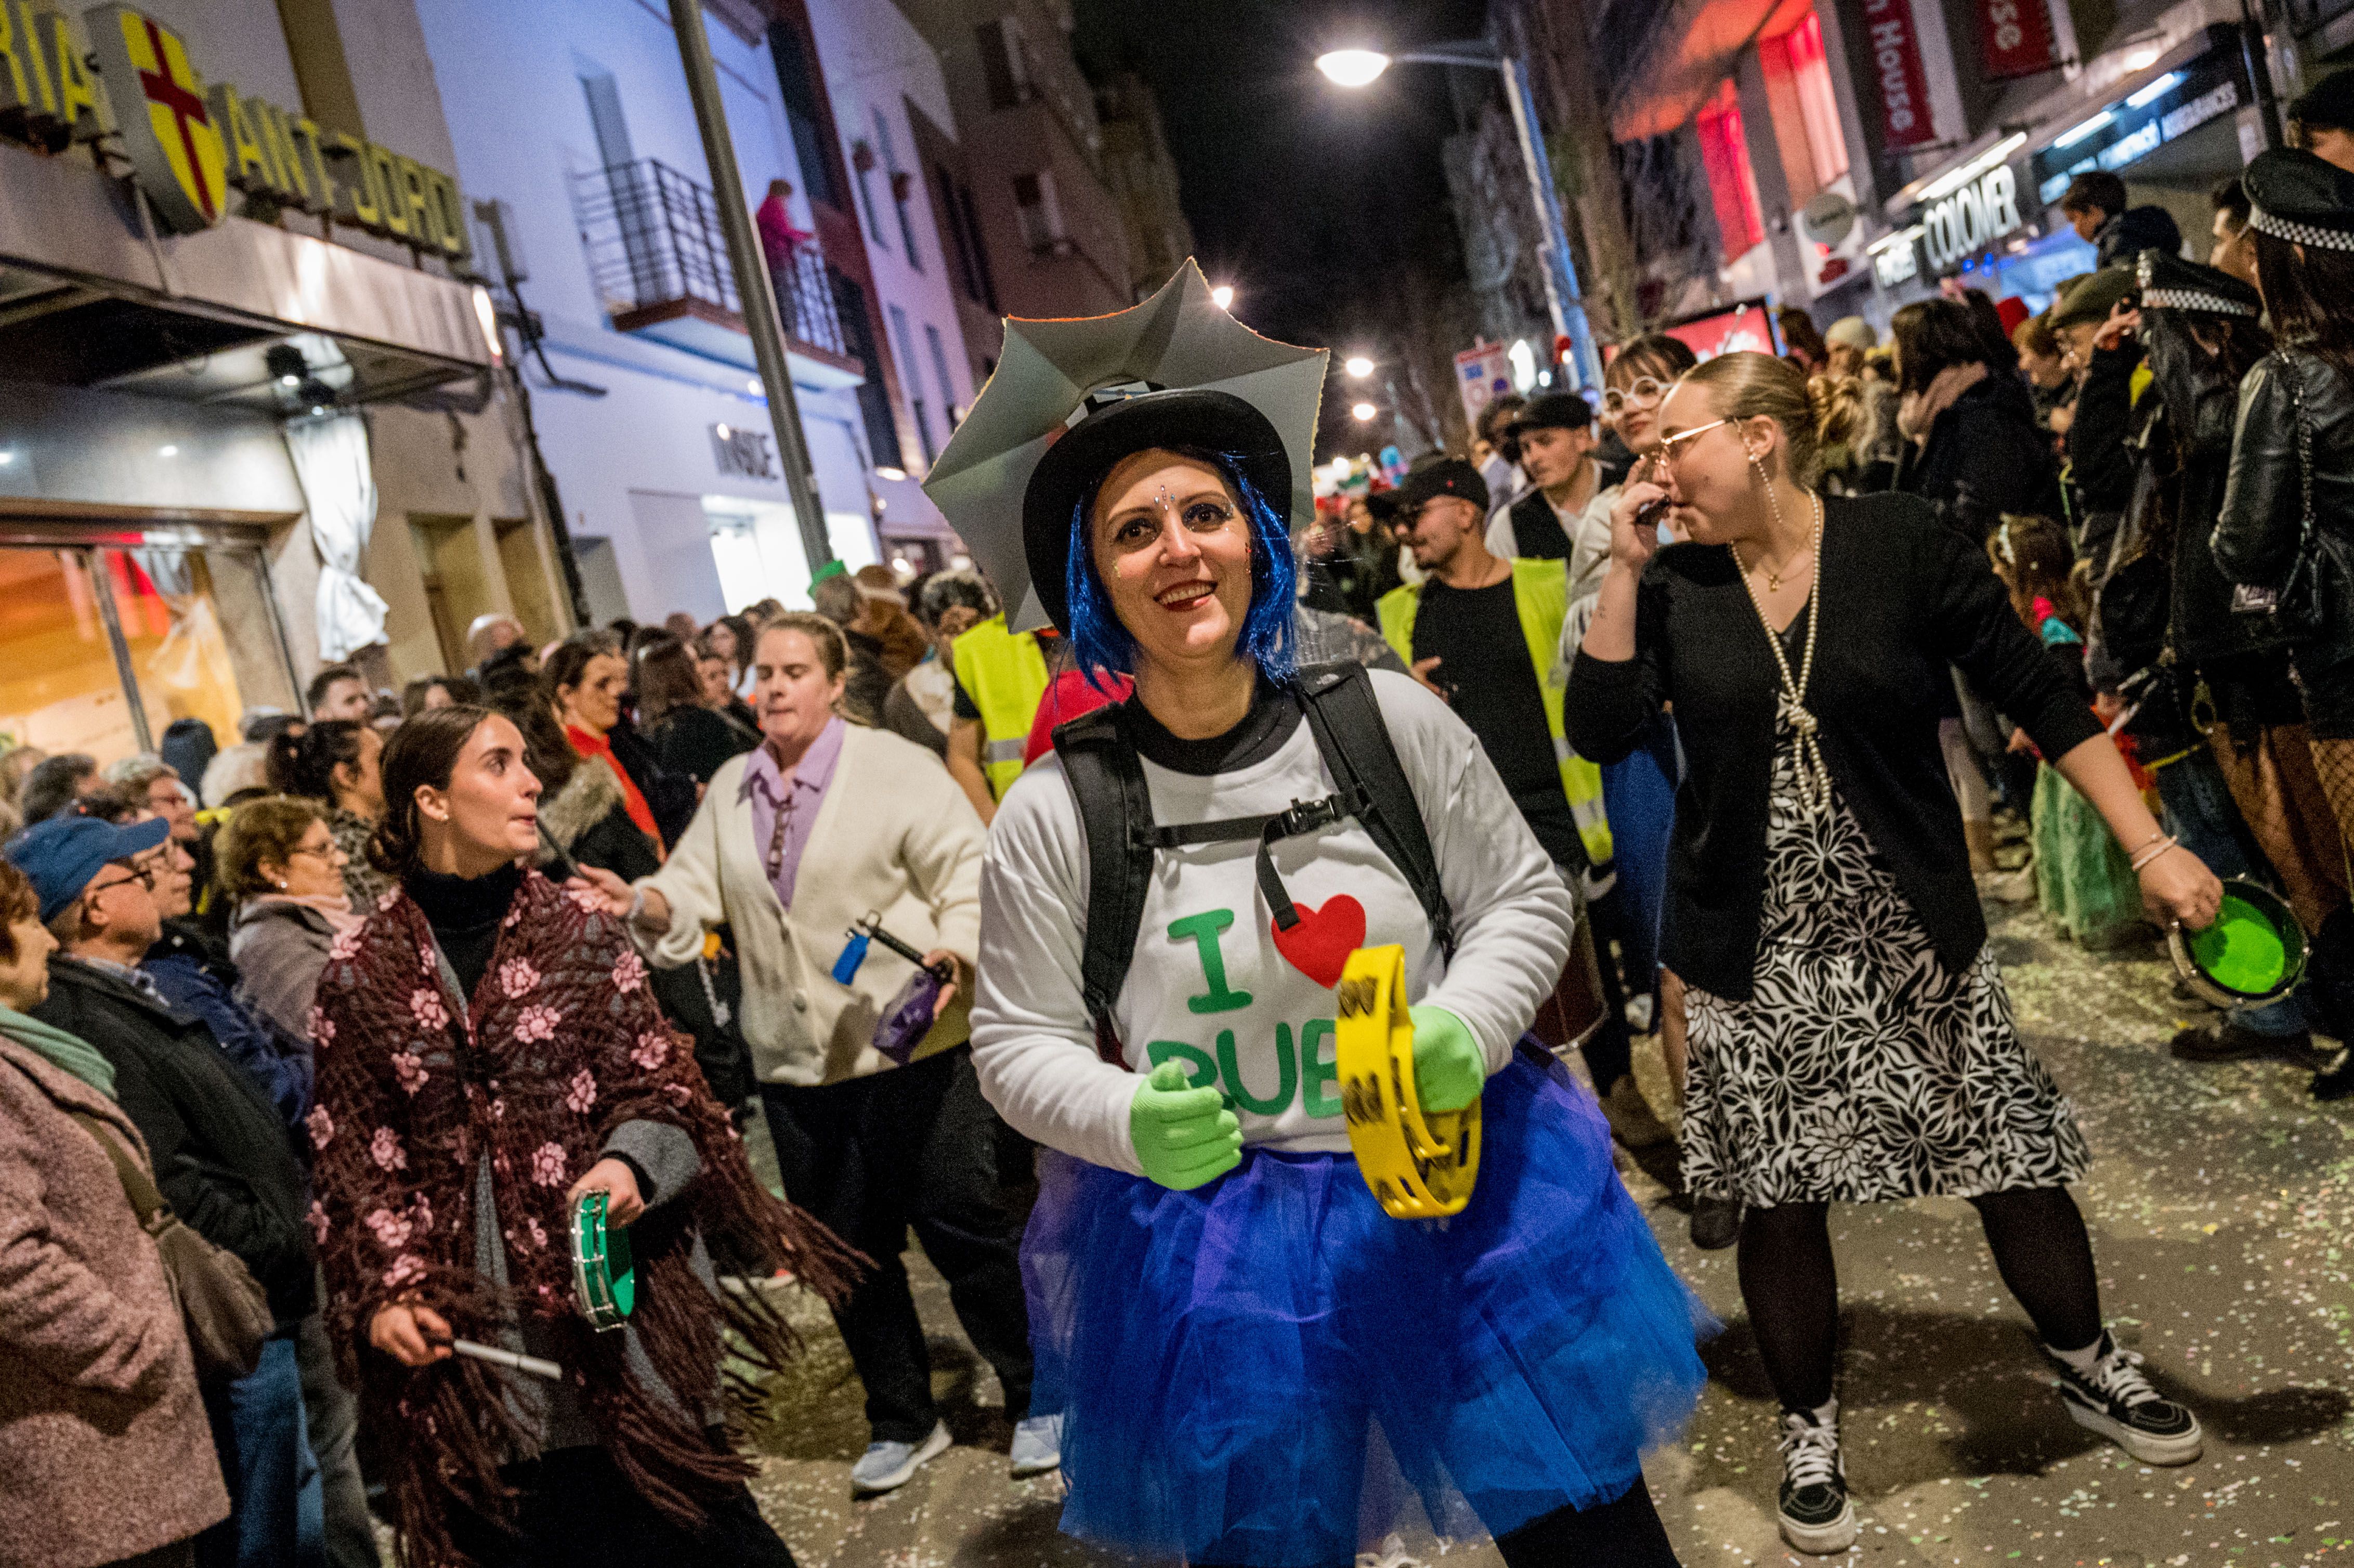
left=7, top=813, right=322, bottom=1568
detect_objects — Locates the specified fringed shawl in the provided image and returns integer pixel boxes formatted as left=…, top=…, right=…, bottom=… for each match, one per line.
left=309, top=869, right=859, bottom=1565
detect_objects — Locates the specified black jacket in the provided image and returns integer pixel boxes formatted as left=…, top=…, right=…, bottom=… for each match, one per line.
left=2215, top=348, right=2354, bottom=736
left=33, top=955, right=316, bottom=1325
left=1895, top=370, right=2057, bottom=538
left=1501, top=489, right=1575, bottom=560
left=1567, top=492, right=2103, bottom=999
left=645, top=705, right=758, bottom=786
left=2095, top=205, right=2183, bottom=267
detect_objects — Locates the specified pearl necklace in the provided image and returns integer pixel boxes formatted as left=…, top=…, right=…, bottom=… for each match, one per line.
left=1730, top=490, right=1832, bottom=816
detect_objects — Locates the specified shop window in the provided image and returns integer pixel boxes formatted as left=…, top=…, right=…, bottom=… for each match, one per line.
left=104, top=547, right=292, bottom=761
left=1694, top=80, right=1766, bottom=261
left=1761, top=15, right=1850, bottom=191
left=0, top=550, right=142, bottom=761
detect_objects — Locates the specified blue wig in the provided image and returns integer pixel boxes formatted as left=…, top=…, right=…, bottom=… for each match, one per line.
left=1064, top=448, right=1298, bottom=690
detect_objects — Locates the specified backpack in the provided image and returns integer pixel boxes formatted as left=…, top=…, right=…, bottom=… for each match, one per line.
left=1052, top=662, right=1454, bottom=1064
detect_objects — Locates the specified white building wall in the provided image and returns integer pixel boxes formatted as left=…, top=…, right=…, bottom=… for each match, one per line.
left=413, top=0, right=880, bottom=623
left=806, top=0, right=977, bottom=553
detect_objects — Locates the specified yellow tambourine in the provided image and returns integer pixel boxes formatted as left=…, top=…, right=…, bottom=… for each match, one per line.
left=1333, top=945, right=1480, bottom=1219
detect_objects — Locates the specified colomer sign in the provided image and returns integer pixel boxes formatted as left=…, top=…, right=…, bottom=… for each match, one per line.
left=5, top=2, right=469, bottom=258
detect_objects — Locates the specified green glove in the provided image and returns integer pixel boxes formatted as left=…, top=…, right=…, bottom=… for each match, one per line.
left=1408, top=1005, right=1485, bottom=1114
left=1129, top=1060, right=1244, bottom=1190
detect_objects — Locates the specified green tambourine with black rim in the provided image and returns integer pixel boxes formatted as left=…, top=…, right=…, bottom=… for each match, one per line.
left=569, top=1191, right=635, bottom=1332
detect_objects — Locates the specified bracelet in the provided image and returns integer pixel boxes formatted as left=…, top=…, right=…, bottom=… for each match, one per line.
left=2129, top=835, right=2180, bottom=873
left=2126, top=828, right=2169, bottom=856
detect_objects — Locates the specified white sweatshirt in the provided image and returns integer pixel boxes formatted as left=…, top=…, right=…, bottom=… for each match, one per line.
left=972, top=670, right=1575, bottom=1177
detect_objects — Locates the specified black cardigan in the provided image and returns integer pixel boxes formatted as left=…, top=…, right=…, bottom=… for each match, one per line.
left=1567, top=492, right=2103, bottom=1000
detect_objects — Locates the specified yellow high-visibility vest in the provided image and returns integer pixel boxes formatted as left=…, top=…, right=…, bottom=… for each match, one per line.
left=950, top=613, right=1051, bottom=800
left=1377, top=558, right=1613, bottom=867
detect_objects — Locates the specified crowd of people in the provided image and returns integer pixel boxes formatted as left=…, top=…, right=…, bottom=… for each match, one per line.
left=8, top=101, right=2354, bottom=1568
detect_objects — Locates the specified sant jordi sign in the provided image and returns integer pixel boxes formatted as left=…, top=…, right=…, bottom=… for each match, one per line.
left=3, top=3, right=470, bottom=259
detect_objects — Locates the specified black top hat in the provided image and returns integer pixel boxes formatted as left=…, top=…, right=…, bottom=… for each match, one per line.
left=2288, top=68, right=2354, bottom=136
left=2133, top=248, right=2261, bottom=316
left=2244, top=147, right=2354, bottom=253
left=1022, top=386, right=1289, bottom=634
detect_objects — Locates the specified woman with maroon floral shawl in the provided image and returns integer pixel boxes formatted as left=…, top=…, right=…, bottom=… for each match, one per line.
left=307, top=705, right=856, bottom=1567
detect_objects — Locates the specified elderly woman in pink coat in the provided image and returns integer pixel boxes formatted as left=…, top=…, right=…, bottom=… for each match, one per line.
left=0, top=855, right=228, bottom=1568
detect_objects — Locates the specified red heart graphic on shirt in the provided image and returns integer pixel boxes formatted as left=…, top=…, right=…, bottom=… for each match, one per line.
left=1271, top=895, right=1366, bottom=989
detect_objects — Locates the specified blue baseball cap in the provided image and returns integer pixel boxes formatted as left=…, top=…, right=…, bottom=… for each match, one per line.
left=5, top=814, right=171, bottom=924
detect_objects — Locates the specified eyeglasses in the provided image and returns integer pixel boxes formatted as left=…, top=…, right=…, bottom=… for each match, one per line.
left=1653, top=417, right=1734, bottom=465
left=86, top=865, right=156, bottom=897
left=1601, top=376, right=1671, bottom=416
left=289, top=840, right=342, bottom=864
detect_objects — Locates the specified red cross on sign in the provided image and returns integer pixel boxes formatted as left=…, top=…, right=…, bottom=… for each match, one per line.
left=86, top=5, right=229, bottom=233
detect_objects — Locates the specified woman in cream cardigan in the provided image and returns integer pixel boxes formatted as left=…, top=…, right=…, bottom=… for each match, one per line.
left=575, top=612, right=1052, bottom=1497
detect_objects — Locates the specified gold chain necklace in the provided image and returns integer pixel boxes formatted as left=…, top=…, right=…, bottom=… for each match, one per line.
left=1731, top=490, right=1832, bottom=816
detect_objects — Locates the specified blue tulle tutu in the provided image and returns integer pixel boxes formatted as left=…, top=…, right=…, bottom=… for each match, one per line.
left=1023, top=1046, right=1709, bottom=1568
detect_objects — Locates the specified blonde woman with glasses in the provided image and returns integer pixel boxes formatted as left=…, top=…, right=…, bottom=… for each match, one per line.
left=1571, top=350, right=2218, bottom=1556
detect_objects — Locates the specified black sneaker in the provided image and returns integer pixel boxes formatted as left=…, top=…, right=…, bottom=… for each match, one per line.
left=1776, top=1405, right=1857, bottom=1554
left=2048, top=1331, right=2203, bottom=1465
left=1689, top=1194, right=1742, bottom=1250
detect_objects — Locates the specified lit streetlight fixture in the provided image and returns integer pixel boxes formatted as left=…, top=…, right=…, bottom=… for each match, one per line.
left=1210, top=283, right=1236, bottom=310
left=1344, top=355, right=1376, bottom=378
left=1313, top=38, right=1600, bottom=390
left=1314, top=49, right=1390, bottom=87
left=1351, top=401, right=1379, bottom=421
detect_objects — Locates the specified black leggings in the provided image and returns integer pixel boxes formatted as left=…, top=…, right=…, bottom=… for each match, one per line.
left=1209, top=1478, right=1681, bottom=1568
left=1736, top=1186, right=2102, bottom=1412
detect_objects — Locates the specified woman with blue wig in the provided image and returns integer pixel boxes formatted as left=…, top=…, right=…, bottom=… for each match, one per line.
left=947, top=273, right=1706, bottom=1568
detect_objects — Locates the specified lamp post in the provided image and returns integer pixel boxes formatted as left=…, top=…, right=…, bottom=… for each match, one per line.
left=1317, top=42, right=1603, bottom=393
left=669, top=0, right=833, bottom=577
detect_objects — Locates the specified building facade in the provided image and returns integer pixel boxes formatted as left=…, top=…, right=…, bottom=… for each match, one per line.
left=416, top=0, right=979, bottom=623
left=896, top=0, right=1136, bottom=346
left=0, top=0, right=561, bottom=770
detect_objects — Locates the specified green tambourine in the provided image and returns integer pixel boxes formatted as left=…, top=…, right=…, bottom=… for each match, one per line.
left=569, top=1191, right=635, bottom=1332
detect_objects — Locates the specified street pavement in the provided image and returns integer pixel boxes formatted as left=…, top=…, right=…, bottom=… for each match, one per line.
left=731, top=896, right=2354, bottom=1568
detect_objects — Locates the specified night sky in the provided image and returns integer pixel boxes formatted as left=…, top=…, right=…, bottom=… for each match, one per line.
left=1073, top=0, right=1490, bottom=362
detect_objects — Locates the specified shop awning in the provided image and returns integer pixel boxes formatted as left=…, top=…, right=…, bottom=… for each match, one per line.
left=1603, top=0, right=1814, bottom=142
left=0, top=140, right=496, bottom=410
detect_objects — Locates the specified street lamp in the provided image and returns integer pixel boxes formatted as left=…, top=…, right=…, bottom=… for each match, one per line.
left=1344, top=355, right=1376, bottom=378
left=1314, top=40, right=1602, bottom=392
left=1315, top=49, right=1390, bottom=87
left=1351, top=401, right=1379, bottom=421
left=1210, top=283, right=1236, bottom=310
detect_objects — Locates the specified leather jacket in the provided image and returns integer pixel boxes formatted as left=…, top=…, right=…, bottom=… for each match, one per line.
left=2214, top=347, right=2354, bottom=736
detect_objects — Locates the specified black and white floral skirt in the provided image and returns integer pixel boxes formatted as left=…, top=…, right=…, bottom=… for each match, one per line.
left=1681, top=722, right=2091, bottom=1208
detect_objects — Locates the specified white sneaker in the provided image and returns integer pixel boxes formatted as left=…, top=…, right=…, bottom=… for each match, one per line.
left=850, top=1420, right=950, bottom=1494
left=1009, top=1413, right=1062, bottom=1477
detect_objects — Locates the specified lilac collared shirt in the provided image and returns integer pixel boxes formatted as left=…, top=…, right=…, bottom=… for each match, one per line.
left=739, top=717, right=846, bottom=910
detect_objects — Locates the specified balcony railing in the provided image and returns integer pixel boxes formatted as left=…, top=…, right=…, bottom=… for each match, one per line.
left=571, top=156, right=847, bottom=360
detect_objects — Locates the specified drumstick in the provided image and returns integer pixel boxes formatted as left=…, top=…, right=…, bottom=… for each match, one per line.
left=451, top=1338, right=564, bottom=1382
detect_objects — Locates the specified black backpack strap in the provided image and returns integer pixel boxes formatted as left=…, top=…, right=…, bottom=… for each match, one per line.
left=1053, top=664, right=1458, bottom=1063
left=1294, top=662, right=1457, bottom=960
left=1052, top=704, right=1156, bottom=1063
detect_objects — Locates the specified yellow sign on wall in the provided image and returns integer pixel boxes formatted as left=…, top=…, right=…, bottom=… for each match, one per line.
left=50, top=2, right=469, bottom=261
